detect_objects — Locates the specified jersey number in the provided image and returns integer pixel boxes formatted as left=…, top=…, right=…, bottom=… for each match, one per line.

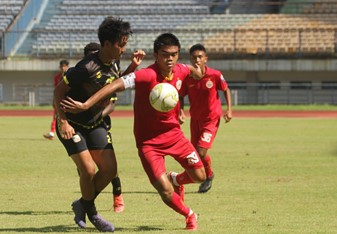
left=201, top=132, right=212, bottom=143
left=187, top=152, right=199, bottom=164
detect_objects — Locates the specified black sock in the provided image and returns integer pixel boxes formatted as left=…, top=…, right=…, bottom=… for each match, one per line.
left=80, top=198, right=97, bottom=218
left=111, top=177, right=122, bottom=196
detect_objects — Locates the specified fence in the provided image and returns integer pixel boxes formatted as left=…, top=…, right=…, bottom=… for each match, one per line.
left=5, top=82, right=337, bottom=106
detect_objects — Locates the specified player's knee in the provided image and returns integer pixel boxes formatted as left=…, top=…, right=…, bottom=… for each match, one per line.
left=159, top=189, right=174, bottom=202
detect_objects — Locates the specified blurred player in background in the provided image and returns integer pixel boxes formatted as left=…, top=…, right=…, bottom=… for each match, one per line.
left=179, top=43, right=232, bottom=193
left=43, top=59, right=69, bottom=140
left=59, top=33, right=207, bottom=231
left=53, top=17, right=145, bottom=232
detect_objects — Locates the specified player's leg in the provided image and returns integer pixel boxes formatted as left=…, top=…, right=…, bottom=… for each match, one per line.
left=111, top=174, right=124, bottom=213
left=105, top=129, right=125, bottom=213
left=191, top=118, right=220, bottom=193
left=43, top=109, right=57, bottom=140
left=71, top=151, right=97, bottom=228
left=83, top=126, right=116, bottom=232
left=138, top=147, right=197, bottom=230
left=169, top=136, right=206, bottom=186
left=56, top=126, right=91, bottom=229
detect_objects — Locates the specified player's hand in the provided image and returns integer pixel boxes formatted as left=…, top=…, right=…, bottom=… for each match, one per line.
left=60, top=96, right=88, bottom=114
left=59, top=121, right=75, bottom=139
left=179, top=109, right=186, bottom=125
left=223, top=110, right=232, bottom=123
left=131, top=49, right=146, bottom=67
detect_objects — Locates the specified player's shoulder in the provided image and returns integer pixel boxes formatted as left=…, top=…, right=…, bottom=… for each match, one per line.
left=205, top=66, right=222, bottom=79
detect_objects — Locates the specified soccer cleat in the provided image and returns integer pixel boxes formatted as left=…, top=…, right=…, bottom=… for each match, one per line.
left=113, top=194, right=125, bottom=213
left=198, top=174, right=214, bottom=193
left=89, top=214, right=115, bottom=232
left=71, top=200, right=86, bottom=228
left=43, top=132, right=54, bottom=140
left=185, top=212, right=198, bottom=230
left=168, top=172, right=185, bottom=202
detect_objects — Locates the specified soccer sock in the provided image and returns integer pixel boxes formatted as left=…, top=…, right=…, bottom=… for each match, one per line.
left=202, top=154, right=213, bottom=178
left=111, top=177, right=122, bottom=196
left=176, top=171, right=194, bottom=185
left=80, top=198, right=97, bottom=218
left=163, top=192, right=190, bottom=217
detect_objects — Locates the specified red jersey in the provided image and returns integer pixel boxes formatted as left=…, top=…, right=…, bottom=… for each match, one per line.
left=180, top=66, right=228, bottom=120
left=53, top=72, right=63, bottom=87
left=132, top=63, right=190, bottom=147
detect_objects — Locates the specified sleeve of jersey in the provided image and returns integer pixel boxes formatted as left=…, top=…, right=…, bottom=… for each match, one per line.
left=218, top=74, right=228, bottom=90
left=63, top=66, right=89, bottom=88
left=121, top=72, right=136, bottom=89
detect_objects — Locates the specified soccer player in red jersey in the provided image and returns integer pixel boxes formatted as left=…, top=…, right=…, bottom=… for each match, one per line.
left=60, top=33, right=206, bottom=231
left=43, top=59, right=69, bottom=140
left=179, top=43, right=233, bottom=193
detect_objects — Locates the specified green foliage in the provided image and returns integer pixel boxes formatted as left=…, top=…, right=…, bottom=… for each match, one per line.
left=0, top=116, right=337, bottom=233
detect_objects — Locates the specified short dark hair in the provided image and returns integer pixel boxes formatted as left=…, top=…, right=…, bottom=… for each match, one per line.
left=59, top=59, right=69, bottom=66
left=98, top=17, right=132, bottom=46
left=189, top=43, right=206, bottom=55
left=84, top=42, right=101, bottom=56
left=153, top=33, right=181, bottom=53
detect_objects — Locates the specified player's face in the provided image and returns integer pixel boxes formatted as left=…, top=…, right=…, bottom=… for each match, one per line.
left=59, top=64, right=68, bottom=73
left=155, top=45, right=179, bottom=74
left=107, top=36, right=128, bottom=60
left=190, top=50, right=207, bottom=68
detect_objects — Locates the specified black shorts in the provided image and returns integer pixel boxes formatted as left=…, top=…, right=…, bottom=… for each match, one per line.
left=56, top=120, right=113, bottom=156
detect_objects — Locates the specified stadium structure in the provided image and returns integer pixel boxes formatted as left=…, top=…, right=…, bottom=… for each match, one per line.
left=0, top=0, right=336, bottom=105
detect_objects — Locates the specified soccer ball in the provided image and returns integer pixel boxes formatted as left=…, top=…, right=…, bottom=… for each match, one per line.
left=149, top=83, right=179, bottom=112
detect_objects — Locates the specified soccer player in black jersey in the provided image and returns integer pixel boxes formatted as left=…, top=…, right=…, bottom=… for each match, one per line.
left=83, top=42, right=125, bottom=213
left=54, top=17, right=145, bottom=232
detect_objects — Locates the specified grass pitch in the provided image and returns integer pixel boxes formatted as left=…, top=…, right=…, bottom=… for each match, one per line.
left=0, top=116, right=336, bottom=233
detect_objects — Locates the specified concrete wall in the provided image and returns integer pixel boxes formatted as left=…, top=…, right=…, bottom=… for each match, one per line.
left=0, top=58, right=336, bottom=105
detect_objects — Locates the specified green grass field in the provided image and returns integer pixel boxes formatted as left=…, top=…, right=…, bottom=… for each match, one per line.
left=0, top=116, right=337, bottom=233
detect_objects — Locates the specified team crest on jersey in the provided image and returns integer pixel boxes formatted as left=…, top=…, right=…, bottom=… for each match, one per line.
left=96, top=71, right=102, bottom=79
left=176, top=79, right=182, bottom=90
left=206, top=80, right=213, bottom=88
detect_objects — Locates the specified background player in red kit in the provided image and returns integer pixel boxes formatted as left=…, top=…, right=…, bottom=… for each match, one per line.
left=60, top=33, right=207, bottom=231
left=43, top=59, right=69, bottom=140
left=179, top=43, right=233, bottom=193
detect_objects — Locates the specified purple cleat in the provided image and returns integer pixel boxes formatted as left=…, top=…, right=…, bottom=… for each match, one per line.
left=89, top=214, right=115, bottom=232
left=71, top=200, right=86, bottom=228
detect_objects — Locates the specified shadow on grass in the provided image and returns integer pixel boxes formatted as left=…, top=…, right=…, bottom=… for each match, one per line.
left=0, top=210, right=71, bottom=216
left=0, top=211, right=164, bottom=232
left=0, top=225, right=163, bottom=233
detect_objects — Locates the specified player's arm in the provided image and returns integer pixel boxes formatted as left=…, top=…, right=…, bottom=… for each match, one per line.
left=186, top=64, right=203, bottom=80
left=54, top=80, right=75, bottom=139
left=102, top=100, right=116, bottom=117
left=121, top=50, right=146, bottom=76
left=61, top=74, right=133, bottom=113
left=223, top=87, right=233, bottom=123
left=178, top=96, right=186, bottom=124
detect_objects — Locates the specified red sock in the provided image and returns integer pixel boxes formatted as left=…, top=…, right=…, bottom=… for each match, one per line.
left=202, top=155, right=213, bottom=178
left=176, top=171, right=194, bottom=185
left=163, top=192, right=190, bottom=217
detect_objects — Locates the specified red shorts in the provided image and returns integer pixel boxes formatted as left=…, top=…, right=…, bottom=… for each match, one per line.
left=138, top=136, right=204, bottom=184
left=190, top=118, right=220, bottom=149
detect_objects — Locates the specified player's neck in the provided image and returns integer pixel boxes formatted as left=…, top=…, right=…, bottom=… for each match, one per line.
left=98, top=50, right=113, bottom=65
left=161, top=72, right=173, bottom=81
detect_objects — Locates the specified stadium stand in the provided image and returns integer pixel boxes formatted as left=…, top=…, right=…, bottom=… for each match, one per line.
left=24, top=0, right=336, bottom=59
left=1, top=0, right=337, bottom=105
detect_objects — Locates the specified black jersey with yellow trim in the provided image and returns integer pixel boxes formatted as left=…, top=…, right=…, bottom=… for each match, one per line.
left=63, top=51, right=120, bottom=126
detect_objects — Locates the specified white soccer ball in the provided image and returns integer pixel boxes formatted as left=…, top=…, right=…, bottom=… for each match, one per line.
left=149, top=83, right=179, bottom=112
